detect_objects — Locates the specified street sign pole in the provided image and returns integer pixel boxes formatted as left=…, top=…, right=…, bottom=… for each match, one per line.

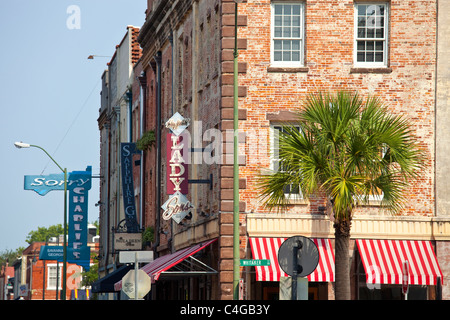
left=135, top=252, right=138, bottom=300
left=119, top=251, right=153, bottom=300
left=291, top=240, right=302, bottom=300
left=402, top=260, right=409, bottom=300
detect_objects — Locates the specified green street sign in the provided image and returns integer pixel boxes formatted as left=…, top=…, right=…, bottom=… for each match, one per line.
left=240, top=259, right=271, bottom=267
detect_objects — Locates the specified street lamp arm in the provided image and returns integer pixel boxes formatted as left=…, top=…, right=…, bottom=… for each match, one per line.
left=14, top=142, right=65, bottom=173
left=29, top=144, right=65, bottom=173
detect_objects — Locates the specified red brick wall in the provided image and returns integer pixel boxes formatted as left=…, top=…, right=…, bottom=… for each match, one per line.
left=237, top=0, right=436, bottom=217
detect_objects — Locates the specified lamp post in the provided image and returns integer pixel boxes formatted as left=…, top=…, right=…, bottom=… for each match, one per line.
left=14, top=142, right=68, bottom=300
left=233, top=0, right=244, bottom=300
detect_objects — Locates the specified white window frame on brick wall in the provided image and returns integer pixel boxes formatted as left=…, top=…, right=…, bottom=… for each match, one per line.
left=354, top=2, right=389, bottom=68
left=270, top=124, right=304, bottom=200
left=271, top=2, right=305, bottom=68
left=47, top=264, right=62, bottom=290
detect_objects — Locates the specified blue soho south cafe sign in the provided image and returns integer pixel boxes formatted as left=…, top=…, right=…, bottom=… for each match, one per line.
left=26, top=166, right=92, bottom=270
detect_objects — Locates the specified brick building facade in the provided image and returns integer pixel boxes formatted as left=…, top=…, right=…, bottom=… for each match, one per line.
left=96, top=0, right=450, bottom=300
left=9, top=241, right=98, bottom=300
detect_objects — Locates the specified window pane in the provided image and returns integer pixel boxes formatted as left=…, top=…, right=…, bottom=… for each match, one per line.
left=293, top=5, right=301, bottom=15
left=358, top=17, right=366, bottom=27
left=283, top=51, right=291, bottom=61
left=358, top=28, right=366, bottom=38
left=375, top=41, right=383, bottom=51
left=283, top=27, right=291, bottom=37
left=366, top=52, right=374, bottom=62
left=284, top=16, right=291, bottom=26
left=283, top=40, right=291, bottom=50
left=284, top=5, right=292, bottom=15
left=367, top=5, right=376, bottom=16
left=292, top=27, right=301, bottom=38
left=357, top=41, right=365, bottom=51
left=274, top=40, right=282, bottom=50
left=366, top=41, right=374, bottom=51
left=290, top=184, right=300, bottom=194
left=274, top=51, right=282, bottom=61
left=275, top=27, right=282, bottom=38
left=293, top=15, right=300, bottom=27
left=292, top=51, right=300, bottom=61
left=275, top=5, right=282, bottom=15
left=375, top=52, right=383, bottom=62
left=376, top=28, right=384, bottom=38
left=367, top=28, right=374, bottom=38
left=275, top=16, right=282, bottom=27
left=378, top=17, right=384, bottom=27
left=292, top=40, right=300, bottom=51
left=358, top=5, right=366, bottom=16
left=357, top=52, right=365, bottom=62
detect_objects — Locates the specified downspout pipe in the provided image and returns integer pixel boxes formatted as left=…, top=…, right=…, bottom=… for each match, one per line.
left=169, top=31, right=174, bottom=245
left=154, top=51, right=162, bottom=258
left=126, top=90, right=133, bottom=143
left=105, top=123, right=111, bottom=271
left=138, top=71, right=147, bottom=229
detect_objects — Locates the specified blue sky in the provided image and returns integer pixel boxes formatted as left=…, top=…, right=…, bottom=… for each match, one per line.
left=0, top=1, right=146, bottom=252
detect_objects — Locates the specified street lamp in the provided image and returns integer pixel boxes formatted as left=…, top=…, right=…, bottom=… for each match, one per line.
left=233, top=0, right=244, bottom=300
left=87, top=55, right=111, bottom=60
left=14, top=142, right=68, bottom=300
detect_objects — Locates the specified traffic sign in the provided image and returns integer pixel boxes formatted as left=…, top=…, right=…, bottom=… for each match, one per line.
left=277, top=236, right=319, bottom=277
left=119, top=251, right=154, bottom=264
left=122, top=270, right=151, bottom=299
left=278, top=236, right=319, bottom=300
left=240, top=259, right=271, bottom=267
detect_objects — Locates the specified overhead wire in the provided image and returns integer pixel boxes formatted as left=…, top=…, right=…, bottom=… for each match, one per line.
left=40, top=78, right=101, bottom=175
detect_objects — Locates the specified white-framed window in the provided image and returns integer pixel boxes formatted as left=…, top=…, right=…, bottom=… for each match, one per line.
left=270, top=124, right=303, bottom=199
left=47, top=264, right=62, bottom=290
left=354, top=3, right=389, bottom=67
left=271, top=2, right=305, bottom=67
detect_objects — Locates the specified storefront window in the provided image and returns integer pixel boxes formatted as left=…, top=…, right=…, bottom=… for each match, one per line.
left=356, top=253, right=428, bottom=300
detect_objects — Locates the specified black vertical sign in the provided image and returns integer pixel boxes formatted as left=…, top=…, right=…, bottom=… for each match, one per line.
left=121, top=143, right=139, bottom=233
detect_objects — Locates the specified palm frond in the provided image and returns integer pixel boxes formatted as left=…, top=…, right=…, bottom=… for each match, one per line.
left=257, top=90, right=425, bottom=219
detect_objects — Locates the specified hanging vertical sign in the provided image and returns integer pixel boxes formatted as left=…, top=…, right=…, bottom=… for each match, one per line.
left=68, top=167, right=92, bottom=270
left=166, top=133, right=189, bottom=194
left=162, top=112, right=193, bottom=223
left=121, top=142, right=140, bottom=233
left=24, top=166, right=92, bottom=270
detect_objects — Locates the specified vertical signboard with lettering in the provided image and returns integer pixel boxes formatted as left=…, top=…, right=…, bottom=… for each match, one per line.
left=68, top=167, right=92, bottom=270
left=162, top=112, right=193, bottom=223
left=166, top=133, right=189, bottom=194
left=120, top=142, right=139, bottom=233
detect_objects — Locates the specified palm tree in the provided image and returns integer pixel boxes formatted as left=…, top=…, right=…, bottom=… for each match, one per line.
left=258, top=91, right=425, bottom=300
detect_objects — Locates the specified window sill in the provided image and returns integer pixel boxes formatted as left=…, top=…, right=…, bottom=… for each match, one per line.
left=285, top=197, right=308, bottom=205
left=267, top=66, right=309, bottom=73
left=350, top=67, right=392, bottom=74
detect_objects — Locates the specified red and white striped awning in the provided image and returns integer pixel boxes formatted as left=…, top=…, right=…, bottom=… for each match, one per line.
left=114, top=238, right=217, bottom=291
left=249, top=237, right=335, bottom=282
left=356, top=239, right=443, bottom=286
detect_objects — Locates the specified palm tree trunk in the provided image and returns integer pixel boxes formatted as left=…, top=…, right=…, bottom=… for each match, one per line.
left=334, top=216, right=352, bottom=300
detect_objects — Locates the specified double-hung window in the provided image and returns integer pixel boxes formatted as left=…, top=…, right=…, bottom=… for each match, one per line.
left=270, top=125, right=303, bottom=199
left=271, top=2, right=305, bottom=67
left=354, top=3, right=389, bottom=67
left=47, top=265, right=62, bottom=290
